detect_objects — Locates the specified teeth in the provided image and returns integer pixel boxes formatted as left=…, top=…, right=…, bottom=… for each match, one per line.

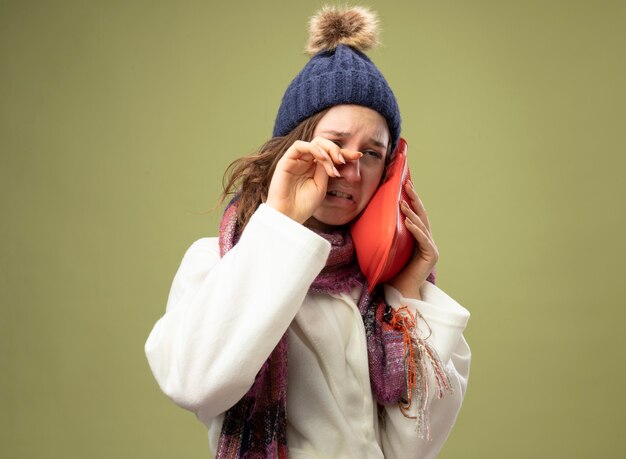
left=328, top=190, right=352, bottom=199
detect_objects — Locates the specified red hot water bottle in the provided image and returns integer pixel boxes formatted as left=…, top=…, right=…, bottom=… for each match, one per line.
left=350, top=138, right=415, bottom=291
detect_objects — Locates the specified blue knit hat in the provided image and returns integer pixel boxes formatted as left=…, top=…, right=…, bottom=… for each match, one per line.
left=273, top=6, right=401, bottom=151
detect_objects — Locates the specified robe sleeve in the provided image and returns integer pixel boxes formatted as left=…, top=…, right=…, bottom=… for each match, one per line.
left=144, top=204, right=331, bottom=423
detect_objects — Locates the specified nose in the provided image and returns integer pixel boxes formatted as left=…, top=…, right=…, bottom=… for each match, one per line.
left=338, top=158, right=361, bottom=183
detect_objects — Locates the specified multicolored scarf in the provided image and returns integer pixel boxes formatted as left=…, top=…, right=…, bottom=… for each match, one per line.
left=216, top=198, right=449, bottom=458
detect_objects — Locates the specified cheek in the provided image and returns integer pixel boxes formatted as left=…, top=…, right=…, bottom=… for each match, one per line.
left=361, top=167, right=385, bottom=204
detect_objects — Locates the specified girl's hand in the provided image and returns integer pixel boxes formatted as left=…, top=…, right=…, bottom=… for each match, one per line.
left=388, top=181, right=439, bottom=300
left=266, top=137, right=362, bottom=224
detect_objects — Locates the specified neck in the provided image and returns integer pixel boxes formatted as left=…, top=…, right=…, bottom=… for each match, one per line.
left=305, top=216, right=348, bottom=233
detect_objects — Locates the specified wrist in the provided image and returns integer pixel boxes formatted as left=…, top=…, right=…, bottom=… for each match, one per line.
left=266, top=202, right=308, bottom=225
left=388, top=278, right=422, bottom=301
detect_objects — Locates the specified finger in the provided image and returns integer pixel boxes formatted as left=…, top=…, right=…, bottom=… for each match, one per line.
left=339, top=149, right=363, bottom=161
left=311, top=137, right=346, bottom=165
left=405, top=181, right=432, bottom=233
left=405, top=218, right=432, bottom=251
left=405, top=218, right=439, bottom=261
left=312, top=156, right=331, bottom=191
left=310, top=146, right=341, bottom=178
left=287, top=141, right=339, bottom=177
left=401, top=199, right=431, bottom=240
left=310, top=137, right=365, bottom=165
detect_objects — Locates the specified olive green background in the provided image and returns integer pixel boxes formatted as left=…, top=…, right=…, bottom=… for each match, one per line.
left=1, top=0, right=624, bottom=458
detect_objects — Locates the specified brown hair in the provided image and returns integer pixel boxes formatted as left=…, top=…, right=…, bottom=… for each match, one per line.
left=221, top=107, right=394, bottom=231
left=220, top=109, right=330, bottom=230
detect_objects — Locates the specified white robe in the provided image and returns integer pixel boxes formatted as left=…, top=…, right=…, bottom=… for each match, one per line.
left=145, top=204, right=471, bottom=458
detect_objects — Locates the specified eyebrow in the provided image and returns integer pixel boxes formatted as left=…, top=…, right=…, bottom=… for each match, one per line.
left=319, top=130, right=387, bottom=149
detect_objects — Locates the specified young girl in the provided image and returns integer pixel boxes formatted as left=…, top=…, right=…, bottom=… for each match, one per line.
left=146, top=6, right=470, bottom=458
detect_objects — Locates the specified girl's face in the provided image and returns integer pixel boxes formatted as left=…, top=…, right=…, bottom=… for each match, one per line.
left=307, top=104, right=390, bottom=230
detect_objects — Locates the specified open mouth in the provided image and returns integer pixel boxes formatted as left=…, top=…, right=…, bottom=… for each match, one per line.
left=327, top=190, right=353, bottom=200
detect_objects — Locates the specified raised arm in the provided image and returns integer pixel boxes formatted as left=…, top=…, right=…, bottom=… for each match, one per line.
left=145, top=204, right=330, bottom=421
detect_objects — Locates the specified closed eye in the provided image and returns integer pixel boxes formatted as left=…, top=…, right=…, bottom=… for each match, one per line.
left=330, top=140, right=343, bottom=148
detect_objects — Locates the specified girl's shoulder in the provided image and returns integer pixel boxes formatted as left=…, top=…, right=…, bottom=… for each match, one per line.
left=176, top=237, right=221, bottom=273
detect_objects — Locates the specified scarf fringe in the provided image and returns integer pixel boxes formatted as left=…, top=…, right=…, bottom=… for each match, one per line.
left=388, top=306, right=453, bottom=440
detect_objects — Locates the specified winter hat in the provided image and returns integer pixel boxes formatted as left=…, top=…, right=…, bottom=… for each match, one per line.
left=272, top=6, right=401, bottom=151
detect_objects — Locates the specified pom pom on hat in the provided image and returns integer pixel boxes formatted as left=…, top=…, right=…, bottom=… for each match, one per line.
left=273, top=5, right=401, bottom=151
left=306, top=5, right=380, bottom=55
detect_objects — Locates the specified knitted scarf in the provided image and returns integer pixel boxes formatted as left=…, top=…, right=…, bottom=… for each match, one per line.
left=215, top=198, right=449, bottom=458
